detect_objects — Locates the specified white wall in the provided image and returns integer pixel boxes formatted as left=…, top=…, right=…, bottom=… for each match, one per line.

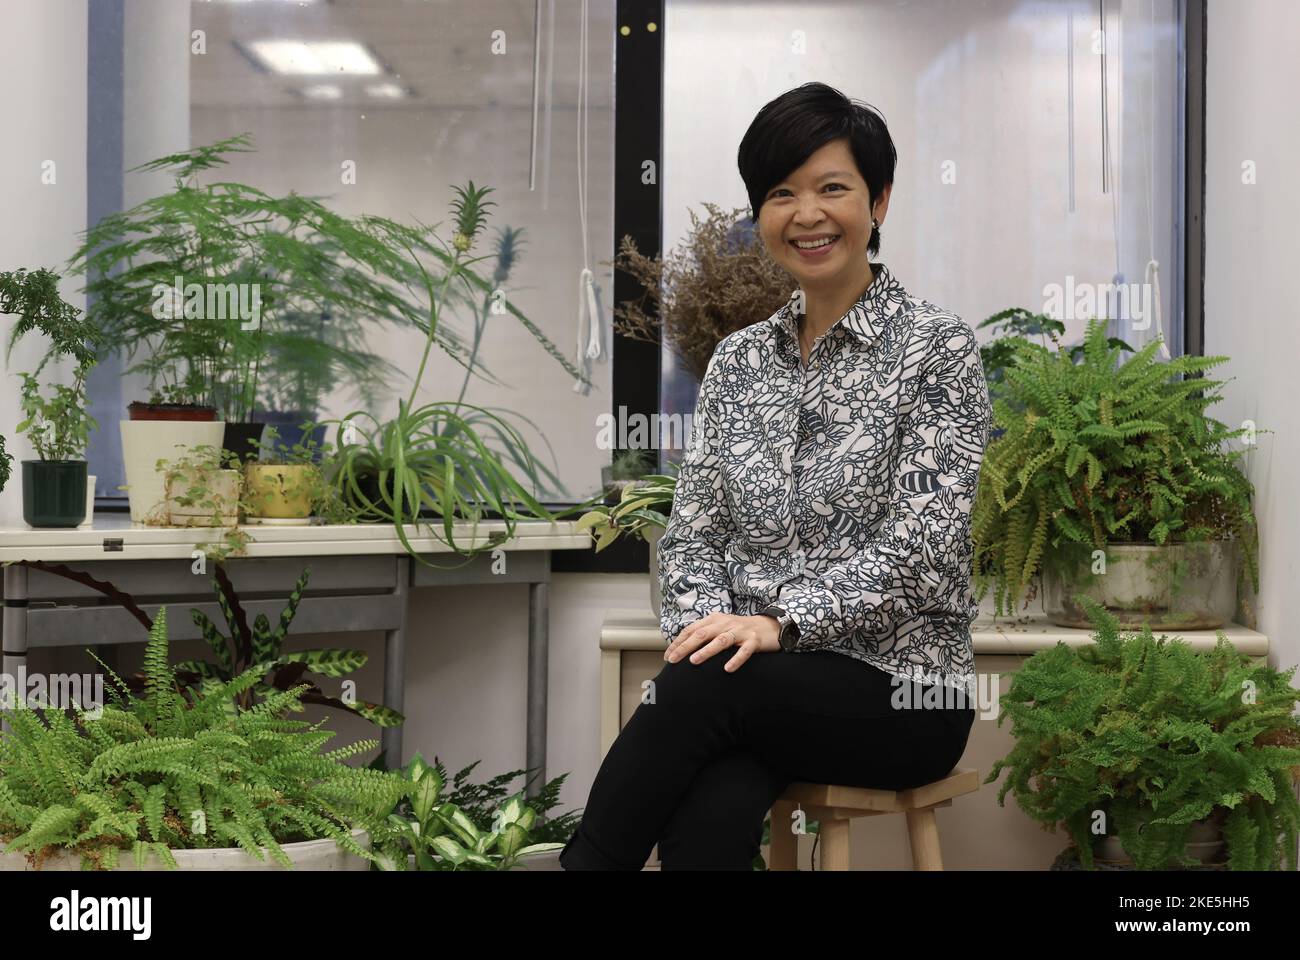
left=0, top=1, right=88, bottom=524
left=1204, top=0, right=1300, bottom=681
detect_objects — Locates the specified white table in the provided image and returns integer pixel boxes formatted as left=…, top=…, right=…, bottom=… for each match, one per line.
left=0, top=515, right=591, bottom=793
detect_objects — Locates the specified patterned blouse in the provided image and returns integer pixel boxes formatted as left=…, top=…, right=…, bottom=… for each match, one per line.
left=657, top=261, right=991, bottom=694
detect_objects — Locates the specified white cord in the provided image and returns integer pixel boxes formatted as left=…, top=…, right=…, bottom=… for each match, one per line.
left=572, top=0, right=603, bottom=394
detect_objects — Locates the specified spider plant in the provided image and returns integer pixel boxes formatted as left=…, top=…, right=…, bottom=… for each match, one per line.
left=322, top=183, right=602, bottom=568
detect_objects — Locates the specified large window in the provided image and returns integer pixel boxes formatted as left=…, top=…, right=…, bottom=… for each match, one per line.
left=86, top=0, right=616, bottom=506
left=659, top=0, right=1185, bottom=466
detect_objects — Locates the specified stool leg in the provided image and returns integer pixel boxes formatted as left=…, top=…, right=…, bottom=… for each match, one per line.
left=768, top=801, right=797, bottom=871
left=819, top=818, right=851, bottom=871
left=905, top=806, right=943, bottom=870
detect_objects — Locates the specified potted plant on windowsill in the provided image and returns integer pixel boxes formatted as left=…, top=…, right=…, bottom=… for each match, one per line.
left=67, top=135, right=566, bottom=517
left=243, top=424, right=333, bottom=524
left=985, top=595, right=1300, bottom=870
left=1, top=267, right=103, bottom=528
left=971, top=316, right=1262, bottom=629
left=0, top=607, right=408, bottom=871
left=322, top=183, right=602, bottom=567
left=577, top=471, right=676, bottom=615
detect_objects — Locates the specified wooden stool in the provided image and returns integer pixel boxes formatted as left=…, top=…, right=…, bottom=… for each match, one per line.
left=767, top=767, right=978, bottom=870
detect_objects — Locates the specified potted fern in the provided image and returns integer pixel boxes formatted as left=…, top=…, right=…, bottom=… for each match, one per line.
left=971, top=317, right=1261, bottom=629
left=0, top=606, right=408, bottom=871
left=985, top=596, right=1300, bottom=870
left=1, top=267, right=103, bottom=527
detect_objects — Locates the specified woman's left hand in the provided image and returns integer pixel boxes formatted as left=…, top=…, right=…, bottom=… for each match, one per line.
left=665, top=613, right=782, bottom=672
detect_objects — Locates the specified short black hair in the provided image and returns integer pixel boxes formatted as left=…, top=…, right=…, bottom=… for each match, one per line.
left=737, top=82, right=897, bottom=256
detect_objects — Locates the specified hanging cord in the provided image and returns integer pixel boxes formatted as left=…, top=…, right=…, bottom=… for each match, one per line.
left=1138, top=0, right=1169, bottom=359
left=572, top=0, right=603, bottom=394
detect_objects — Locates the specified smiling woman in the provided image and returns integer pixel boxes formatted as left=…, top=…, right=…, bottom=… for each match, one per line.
left=562, top=82, right=987, bottom=871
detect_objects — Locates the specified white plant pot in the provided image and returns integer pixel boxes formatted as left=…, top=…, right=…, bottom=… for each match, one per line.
left=78, top=474, right=96, bottom=527
left=0, top=828, right=371, bottom=871
left=120, top=420, right=226, bottom=522
left=166, top=468, right=241, bottom=526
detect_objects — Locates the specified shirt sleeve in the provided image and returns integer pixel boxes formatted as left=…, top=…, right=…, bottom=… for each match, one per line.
left=657, top=346, right=738, bottom=644
left=777, top=320, right=991, bottom=651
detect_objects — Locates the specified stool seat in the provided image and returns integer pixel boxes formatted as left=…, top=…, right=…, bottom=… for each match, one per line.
left=768, top=767, right=979, bottom=870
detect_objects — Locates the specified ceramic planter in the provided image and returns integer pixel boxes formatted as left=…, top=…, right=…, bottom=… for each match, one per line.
left=1042, top=540, right=1239, bottom=629
left=120, top=419, right=226, bottom=522
left=1094, top=816, right=1225, bottom=866
left=165, top=467, right=241, bottom=527
left=224, top=421, right=267, bottom=464
left=79, top=473, right=97, bottom=527
left=245, top=463, right=314, bottom=521
left=0, top=829, right=371, bottom=872
left=21, top=460, right=87, bottom=528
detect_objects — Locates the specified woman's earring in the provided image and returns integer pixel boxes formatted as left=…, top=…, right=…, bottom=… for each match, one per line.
left=872, top=218, right=880, bottom=230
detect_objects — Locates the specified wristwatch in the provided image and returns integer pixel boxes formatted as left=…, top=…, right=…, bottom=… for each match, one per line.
left=759, top=604, right=800, bottom=652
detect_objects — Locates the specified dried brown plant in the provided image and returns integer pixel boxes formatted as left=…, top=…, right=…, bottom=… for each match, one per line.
left=606, top=203, right=795, bottom=382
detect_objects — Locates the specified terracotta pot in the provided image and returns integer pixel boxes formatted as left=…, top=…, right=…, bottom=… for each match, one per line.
left=127, top=401, right=218, bottom=422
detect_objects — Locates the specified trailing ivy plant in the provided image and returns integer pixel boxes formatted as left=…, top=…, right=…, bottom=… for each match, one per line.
left=971, top=316, right=1262, bottom=616
left=985, top=595, right=1300, bottom=870
left=0, top=606, right=407, bottom=870
left=1, top=267, right=104, bottom=462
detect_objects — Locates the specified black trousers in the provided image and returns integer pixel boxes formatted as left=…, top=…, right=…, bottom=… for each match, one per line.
left=560, top=648, right=975, bottom=871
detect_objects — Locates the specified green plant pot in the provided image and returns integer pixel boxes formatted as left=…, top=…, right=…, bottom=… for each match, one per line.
left=21, top=460, right=87, bottom=528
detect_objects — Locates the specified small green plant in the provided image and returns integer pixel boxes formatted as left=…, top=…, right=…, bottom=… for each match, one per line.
left=0, top=434, right=11, bottom=492
left=985, top=595, right=1300, bottom=870
left=372, top=753, right=567, bottom=871
left=0, top=606, right=407, bottom=870
left=577, top=472, right=676, bottom=551
left=971, top=316, right=1262, bottom=616
left=244, top=424, right=349, bottom=522
left=150, top=443, right=252, bottom=563
left=322, top=183, right=602, bottom=567
left=180, top=565, right=403, bottom=729
left=1, top=267, right=104, bottom=462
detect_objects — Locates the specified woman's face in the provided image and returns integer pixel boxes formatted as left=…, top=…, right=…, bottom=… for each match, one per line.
left=757, top=137, right=890, bottom=287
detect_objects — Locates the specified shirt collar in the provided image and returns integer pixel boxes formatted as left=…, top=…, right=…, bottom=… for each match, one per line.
left=776, top=261, right=902, bottom=349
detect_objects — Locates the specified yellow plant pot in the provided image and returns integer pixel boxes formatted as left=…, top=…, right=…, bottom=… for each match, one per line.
left=244, top=463, right=314, bottom=519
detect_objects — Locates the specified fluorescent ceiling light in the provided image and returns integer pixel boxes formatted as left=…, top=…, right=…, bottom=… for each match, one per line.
left=302, top=84, right=342, bottom=100
left=366, top=83, right=407, bottom=99
left=248, top=40, right=382, bottom=75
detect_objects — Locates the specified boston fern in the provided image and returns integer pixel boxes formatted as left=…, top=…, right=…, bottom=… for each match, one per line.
left=971, top=316, right=1261, bottom=616
left=0, top=607, right=408, bottom=870
left=985, top=596, right=1300, bottom=870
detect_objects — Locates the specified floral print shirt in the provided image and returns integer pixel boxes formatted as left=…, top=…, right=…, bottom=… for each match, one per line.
left=657, top=261, right=991, bottom=694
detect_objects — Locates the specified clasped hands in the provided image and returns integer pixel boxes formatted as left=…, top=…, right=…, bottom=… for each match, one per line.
left=664, top=612, right=782, bottom=673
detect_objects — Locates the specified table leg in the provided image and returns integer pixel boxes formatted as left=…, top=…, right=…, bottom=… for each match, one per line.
left=2, top=564, right=29, bottom=735
left=381, top=556, right=410, bottom=772
left=526, top=578, right=549, bottom=803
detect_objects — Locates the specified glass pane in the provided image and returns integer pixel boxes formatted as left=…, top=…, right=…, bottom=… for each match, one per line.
left=660, top=0, right=1183, bottom=468
left=83, top=0, right=615, bottom=505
